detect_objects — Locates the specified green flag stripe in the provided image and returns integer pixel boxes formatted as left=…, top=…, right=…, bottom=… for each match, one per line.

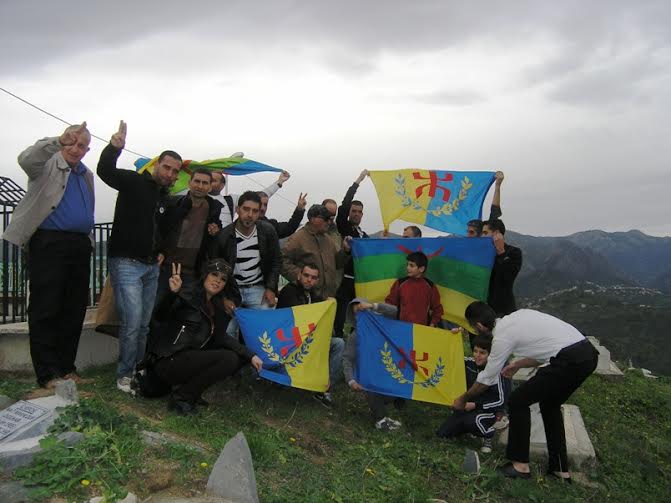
left=354, top=254, right=490, bottom=299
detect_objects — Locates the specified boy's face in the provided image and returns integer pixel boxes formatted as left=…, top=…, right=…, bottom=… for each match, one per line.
left=472, top=346, right=489, bottom=367
left=406, top=261, right=425, bottom=278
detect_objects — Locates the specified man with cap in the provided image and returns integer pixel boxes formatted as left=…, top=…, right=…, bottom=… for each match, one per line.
left=282, top=204, right=351, bottom=300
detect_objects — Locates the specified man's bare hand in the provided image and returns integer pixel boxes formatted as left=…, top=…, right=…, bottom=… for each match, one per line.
left=297, top=192, right=308, bottom=210
left=495, top=171, right=504, bottom=185
left=492, top=231, right=506, bottom=255
left=110, top=120, right=127, bottom=149
left=207, top=223, right=220, bottom=236
left=278, top=170, right=290, bottom=186
left=452, top=395, right=466, bottom=411
left=465, top=402, right=476, bottom=411
left=501, top=363, right=520, bottom=379
left=343, top=235, right=352, bottom=252
left=157, top=253, right=165, bottom=267
left=263, top=289, right=277, bottom=307
left=355, top=169, right=369, bottom=184
left=349, top=380, right=363, bottom=391
left=251, top=355, right=263, bottom=372
left=59, top=122, right=87, bottom=147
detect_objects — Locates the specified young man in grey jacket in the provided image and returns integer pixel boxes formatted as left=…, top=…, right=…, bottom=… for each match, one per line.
left=3, top=123, right=94, bottom=388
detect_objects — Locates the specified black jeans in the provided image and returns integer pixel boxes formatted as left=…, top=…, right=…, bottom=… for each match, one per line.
left=28, top=230, right=91, bottom=386
left=506, top=339, right=598, bottom=472
left=154, top=349, right=245, bottom=404
left=334, top=276, right=355, bottom=338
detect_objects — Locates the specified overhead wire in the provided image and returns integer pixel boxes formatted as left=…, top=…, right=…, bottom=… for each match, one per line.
left=0, top=86, right=298, bottom=209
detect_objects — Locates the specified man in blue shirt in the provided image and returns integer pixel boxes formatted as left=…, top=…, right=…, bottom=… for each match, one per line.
left=4, top=123, right=95, bottom=388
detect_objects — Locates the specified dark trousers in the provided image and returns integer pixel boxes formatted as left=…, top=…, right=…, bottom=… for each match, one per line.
left=334, top=276, right=355, bottom=338
left=366, top=392, right=405, bottom=421
left=437, top=410, right=496, bottom=439
left=28, top=230, right=91, bottom=386
left=506, top=339, right=598, bottom=472
left=154, top=349, right=245, bottom=403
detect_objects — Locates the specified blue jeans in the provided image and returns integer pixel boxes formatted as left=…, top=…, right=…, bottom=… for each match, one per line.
left=227, top=284, right=271, bottom=337
left=109, top=257, right=159, bottom=378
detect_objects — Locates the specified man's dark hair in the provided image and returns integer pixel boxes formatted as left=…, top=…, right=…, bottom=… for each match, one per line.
left=190, top=167, right=212, bottom=180
left=158, top=150, right=183, bottom=164
left=257, top=191, right=270, bottom=198
left=404, top=226, right=422, bottom=237
left=302, top=263, right=320, bottom=275
left=406, top=251, right=428, bottom=270
left=238, top=190, right=262, bottom=207
left=472, top=334, right=492, bottom=353
left=467, top=219, right=484, bottom=236
left=485, top=219, right=506, bottom=235
left=351, top=200, right=364, bottom=208
left=307, top=204, right=331, bottom=221
left=322, top=198, right=337, bottom=206
left=465, top=301, right=497, bottom=331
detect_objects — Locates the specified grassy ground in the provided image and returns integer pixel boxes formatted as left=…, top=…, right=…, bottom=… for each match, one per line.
left=1, top=366, right=669, bottom=502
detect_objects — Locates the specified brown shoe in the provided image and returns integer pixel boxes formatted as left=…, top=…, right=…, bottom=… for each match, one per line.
left=63, top=373, right=95, bottom=385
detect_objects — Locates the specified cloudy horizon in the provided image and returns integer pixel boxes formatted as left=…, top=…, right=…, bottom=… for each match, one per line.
left=1, top=0, right=669, bottom=237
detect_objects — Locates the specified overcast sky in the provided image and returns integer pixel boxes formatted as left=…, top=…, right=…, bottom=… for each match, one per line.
left=1, top=0, right=669, bottom=237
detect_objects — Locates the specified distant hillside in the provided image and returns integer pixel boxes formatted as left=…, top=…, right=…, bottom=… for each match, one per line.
left=521, top=284, right=671, bottom=376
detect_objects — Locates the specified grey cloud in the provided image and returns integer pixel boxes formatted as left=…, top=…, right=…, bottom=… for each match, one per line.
left=412, top=90, right=486, bottom=106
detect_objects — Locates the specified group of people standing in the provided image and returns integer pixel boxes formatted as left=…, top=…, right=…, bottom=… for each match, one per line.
left=4, top=120, right=598, bottom=483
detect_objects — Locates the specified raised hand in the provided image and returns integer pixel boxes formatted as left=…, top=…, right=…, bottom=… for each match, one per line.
left=168, top=263, right=182, bottom=293
left=355, top=169, right=369, bottom=184
left=495, top=171, right=504, bottom=185
left=59, top=122, right=87, bottom=146
left=297, top=192, right=308, bottom=210
left=278, top=170, right=291, bottom=186
left=110, top=120, right=127, bottom=149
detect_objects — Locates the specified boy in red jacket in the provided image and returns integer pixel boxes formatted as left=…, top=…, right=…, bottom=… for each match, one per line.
left=385, top=251, right=443, bottom=327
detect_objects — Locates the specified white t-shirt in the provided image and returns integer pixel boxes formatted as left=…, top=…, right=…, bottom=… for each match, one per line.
left=476, top=309, right=585, bottom=386
left=234, top=227, right=263, bottom=286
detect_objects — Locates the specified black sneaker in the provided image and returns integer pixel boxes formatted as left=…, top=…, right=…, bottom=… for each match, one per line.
left=168, top=397, right=198, bottom=416
left=313, top=392, right=333, bottom=407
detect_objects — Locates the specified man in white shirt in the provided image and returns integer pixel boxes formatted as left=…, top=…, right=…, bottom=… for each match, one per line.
left=452, top=302, right=598, bottom=482
left=209, top=169, right=290, bottom=228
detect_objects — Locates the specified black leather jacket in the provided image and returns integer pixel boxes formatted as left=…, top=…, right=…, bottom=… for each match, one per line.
left=147, top=289, right=255, bottom=360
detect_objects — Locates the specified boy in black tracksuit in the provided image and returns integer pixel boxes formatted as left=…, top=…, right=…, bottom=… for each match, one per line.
left=437, top=335, right=506, bottom=453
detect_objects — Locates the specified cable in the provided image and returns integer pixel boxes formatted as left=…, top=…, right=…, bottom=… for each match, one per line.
left=1, top=86, right=298, bottom=209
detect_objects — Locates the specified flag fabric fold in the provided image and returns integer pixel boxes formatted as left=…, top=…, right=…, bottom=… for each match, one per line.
left=355, top=311, right=466, bottom=406
left=236, top=299, right=336, bottom=392
left=134, top=156, right=283, bottom=194
left=369, top=169, right=496, bottom=235
left=351, top=237, right=495, bottom=329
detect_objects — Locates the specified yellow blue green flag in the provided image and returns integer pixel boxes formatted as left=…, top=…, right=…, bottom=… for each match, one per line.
left=236, top=299, right=336, bottom=392
left=352, top=237, right=495, bottom=329
left=369, top=169, right=495, bottom=235
left=356, top=311, right=466, bottom=406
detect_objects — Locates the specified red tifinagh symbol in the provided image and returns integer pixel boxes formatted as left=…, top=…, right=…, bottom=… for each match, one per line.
left=412, top=171, right=453, bottom=202
left=398, top=348, right=430, bottom=376
left=397, top=244, right=444, bottom=259
left=276, top=323, right=316, bottom=357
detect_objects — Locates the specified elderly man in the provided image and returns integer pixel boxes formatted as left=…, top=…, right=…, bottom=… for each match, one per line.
left=282, top=204, right=350, bottom=300
left=97, top=121, right=182, bottom=394
left=4, top=123, right=94, bottom=388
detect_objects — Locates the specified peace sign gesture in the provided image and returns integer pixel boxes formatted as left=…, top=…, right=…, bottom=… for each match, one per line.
left=297, top=192, right=308, bottom=210
left=59, top=122, right=88, bottom=147
left=110, top=120, right=127, bottom=149
left=169, top=263, right=182, bottom=293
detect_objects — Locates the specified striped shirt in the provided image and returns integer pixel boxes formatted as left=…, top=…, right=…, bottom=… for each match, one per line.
left=234, top=227, right=263, bottom=286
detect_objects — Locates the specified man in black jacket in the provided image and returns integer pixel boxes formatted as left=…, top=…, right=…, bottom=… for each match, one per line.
left=210, top=191, right=282, bottom=336
left=258, top=191, right=307, bottom=239
left=156, top=168, right=224, bottom=303
left=97, top=121, right=182, bottom=394
left=482, top=219, right=522, bottom=317
left=334, top=169, right=369, bottom=338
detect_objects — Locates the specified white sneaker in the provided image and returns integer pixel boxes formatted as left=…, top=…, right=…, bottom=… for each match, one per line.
left=117, top=376, right=134, bottom=395
left=493, top=415, right=509, bottom=431
left=375, top=417, right=402, bottom=431
left=481, top=438, right=493, bottom=454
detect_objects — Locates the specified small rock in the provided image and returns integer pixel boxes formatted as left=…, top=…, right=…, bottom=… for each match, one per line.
left=462, top=449, right=480, bottom=474
left=206, top=432, right=259, bottom=503
left=0, top=395, right=16, bottom=410
left=0, top=480, right=30, bottom=503
left=54, top=380, right=79, bottom=403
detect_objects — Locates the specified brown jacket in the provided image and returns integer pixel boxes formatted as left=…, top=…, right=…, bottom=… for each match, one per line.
left=281, top=222, right=346, bottom=299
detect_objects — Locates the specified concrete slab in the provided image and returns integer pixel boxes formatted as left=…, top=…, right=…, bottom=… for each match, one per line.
left=498, top=404, right=596, bottom=469
left=0, top=308, right=118, bottom=373
left=587, top=337, right=624, bottom=377
left=0, top=431, right=83, bottom=473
